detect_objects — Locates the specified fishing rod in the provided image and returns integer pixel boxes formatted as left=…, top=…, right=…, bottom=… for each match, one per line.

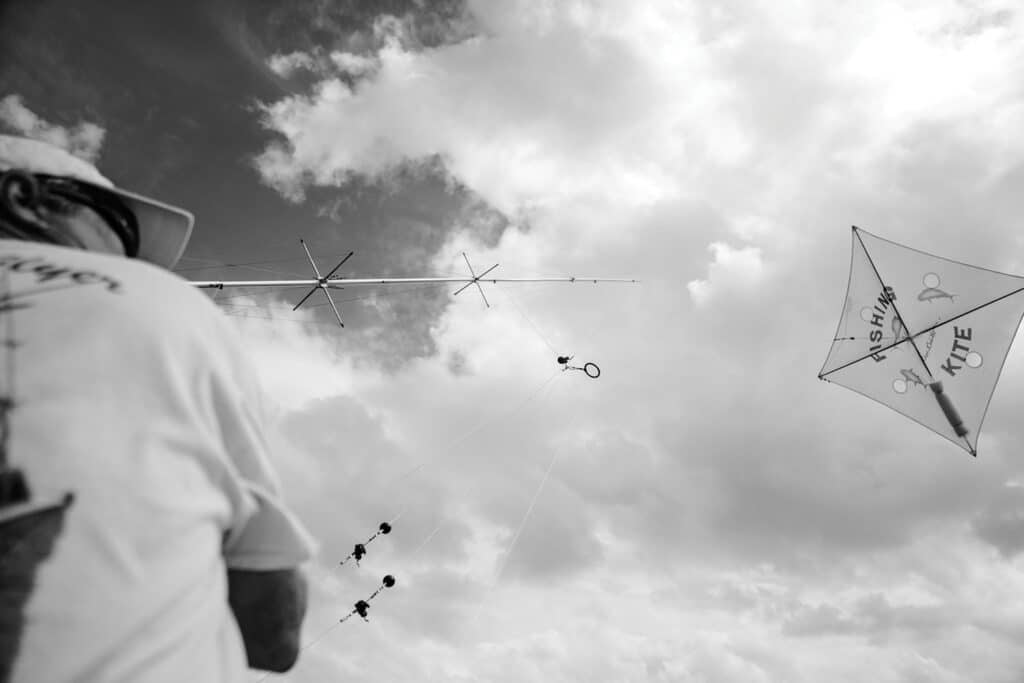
left=189, top=241, right=639, bottom=326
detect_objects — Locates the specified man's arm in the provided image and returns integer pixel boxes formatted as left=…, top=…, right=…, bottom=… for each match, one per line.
left=227, top=567, right=309, bottom=672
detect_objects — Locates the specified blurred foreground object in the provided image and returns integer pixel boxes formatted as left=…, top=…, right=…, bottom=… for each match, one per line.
left=0, top=135, right=316, bottom=681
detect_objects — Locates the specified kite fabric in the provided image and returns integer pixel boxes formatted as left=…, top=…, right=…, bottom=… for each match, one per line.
left=819, top=226, right=1024, bottom=456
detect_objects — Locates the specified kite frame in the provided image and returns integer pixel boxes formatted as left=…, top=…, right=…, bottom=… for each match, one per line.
left=818, top=225, right=1024, bottom=456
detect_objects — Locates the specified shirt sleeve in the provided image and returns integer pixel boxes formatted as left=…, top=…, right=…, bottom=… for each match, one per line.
left=206, top=316, right=318, bottom=571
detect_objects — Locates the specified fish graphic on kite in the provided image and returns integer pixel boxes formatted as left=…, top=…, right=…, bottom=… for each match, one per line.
left=819, top=226, right=1024, bottom=456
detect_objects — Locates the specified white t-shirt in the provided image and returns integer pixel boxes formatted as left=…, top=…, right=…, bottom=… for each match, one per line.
left=0, top=240, right=316, bottom=682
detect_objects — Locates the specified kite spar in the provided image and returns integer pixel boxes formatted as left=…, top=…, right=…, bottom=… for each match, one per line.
left=190, top=241, right=638, bottom=327
left=819, top=226, right=1024, bottom=457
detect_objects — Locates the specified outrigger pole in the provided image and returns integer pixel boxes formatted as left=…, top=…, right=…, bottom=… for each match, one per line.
left=190, top=241, right=639, bottom=326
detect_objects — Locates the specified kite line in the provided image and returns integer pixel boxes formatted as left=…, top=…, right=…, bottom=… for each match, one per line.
left=188, top=244, right=630, bottom=678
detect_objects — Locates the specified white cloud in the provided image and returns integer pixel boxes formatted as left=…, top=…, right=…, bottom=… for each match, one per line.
left=0, top=94, right=106, bottom=162
left=253, top=1, right=739, bottom=214
left=267, top=49, right=379, bottom=80
left=330, top=51, right=379, bottom=77
left=267, top=50, right=318, bottom=77
left=226, top=298, right=365, bottom=414
left=240, top=1, right=1024, bottom=681
left=687, top=241, right=766, bottom=307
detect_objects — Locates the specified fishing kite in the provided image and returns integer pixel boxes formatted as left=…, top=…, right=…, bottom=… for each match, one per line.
left=819, top=226, right=1024, bottom=456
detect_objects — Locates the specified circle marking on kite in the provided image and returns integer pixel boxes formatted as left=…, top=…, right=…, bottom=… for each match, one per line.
left=923, top=272, right=940, bottom=289
left=893, top=379, right=908, bottom=394
left=966, top=351, right=983, bottom=368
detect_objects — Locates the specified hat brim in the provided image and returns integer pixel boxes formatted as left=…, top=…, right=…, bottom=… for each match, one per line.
left=107, top=187, right=194, bottom=270
left=0, top=135, right=194, bottom=268
left=0, top=493, right=74, bottom=527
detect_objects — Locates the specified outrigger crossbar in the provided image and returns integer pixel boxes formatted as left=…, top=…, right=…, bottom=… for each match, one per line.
left=290, top=239, right=353, bottom=326
left=452, top=253, right=498, bottom=308
left=190, top=241, right=639, bottom=324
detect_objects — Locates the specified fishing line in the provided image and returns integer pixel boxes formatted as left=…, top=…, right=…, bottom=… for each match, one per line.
left=296, top=373, right=573, bottom=675
left=175, top=255, right=309, bottom=273
left=177, top=235, right=312, bottom=271
left=454, top=374, right=583, bottom=644
left=379, top=372, right=576, bottom=630
left=333, top=280, right=576, bottom=574
left=220, top=252, right=609, bottom=673
left=383, top=365, right=564, bottom=525
left=303, top=358, right=562, bottom=668
left=410, top=522, right=445, bottom=557
left=216, top=263, right=312, bottom=279
left=318, top=367, right=565, bottom=651
left=212, top=302, right=275, bottom=308
left=491, top=374, right=581, bottom=585
left=180, top=261, right=312, bottom=279
left=492, top=449, right=558, bottom=586
left=255, top=621, right=340, bottom=683
left=262, top=521, right=448, bottom=682
left=496, top=284, right=560, bottom=355
left=211, top=286, right=307, bottom=302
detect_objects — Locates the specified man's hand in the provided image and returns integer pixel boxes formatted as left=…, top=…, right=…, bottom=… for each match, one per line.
left=227, top=568, right=308, bottom=672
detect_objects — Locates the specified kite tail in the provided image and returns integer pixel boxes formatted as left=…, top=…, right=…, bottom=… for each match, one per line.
left=929, top=381, right=969, bottom=439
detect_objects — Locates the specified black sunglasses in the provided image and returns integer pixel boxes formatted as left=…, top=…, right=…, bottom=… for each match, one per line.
left=33, top=174, right=140, bottom=257
left=0, top=171, right=140, bottom=257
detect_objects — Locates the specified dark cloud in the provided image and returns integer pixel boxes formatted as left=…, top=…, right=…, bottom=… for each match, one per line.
left=971, top=483, right=1024, bottom=558
left=643, top=375, right=1007, bottom=568
left=0, top=0, right=501, bottom=367
left=644, top=656, right=669, bottom=680
left=783, top=592, right=957, bottom=643
left=259, top=0, right=475, bottom=55
left=0, top=0, right=286, bottom=189
left=947, top=7, right=1015, bottom=37
left=9, top=2, right=1024, bottom=680
left=873, top=120, right=1013, bottom=264
left=446, top=349, right=471, bottom=376
left=285, top=160, right=513, bottom=367
left=782, top=602, right=860, bottom=637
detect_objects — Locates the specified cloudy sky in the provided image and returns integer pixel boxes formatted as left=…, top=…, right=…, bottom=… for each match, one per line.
left=5, top=0, right=1024, bottom=680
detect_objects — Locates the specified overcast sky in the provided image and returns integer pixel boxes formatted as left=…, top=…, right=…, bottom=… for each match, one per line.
left=4, top=0, right=1024, bottom=681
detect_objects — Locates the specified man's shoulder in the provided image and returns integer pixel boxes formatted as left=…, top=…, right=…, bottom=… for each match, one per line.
left=0, top=239, right=221, bottom=312
left=0, top=239, right=243, bottom=360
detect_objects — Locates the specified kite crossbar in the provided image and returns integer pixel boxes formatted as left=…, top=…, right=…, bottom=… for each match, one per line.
left=452, top=252, right=497, bottom=308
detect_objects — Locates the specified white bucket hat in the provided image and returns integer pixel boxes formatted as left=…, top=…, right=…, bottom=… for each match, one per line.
left=0, top=135, right=194, bottom=269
